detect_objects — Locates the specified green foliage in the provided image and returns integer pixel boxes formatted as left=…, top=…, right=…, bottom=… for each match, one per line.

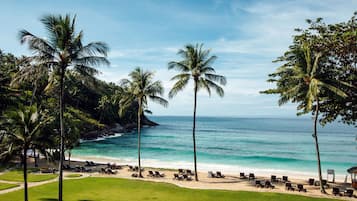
left=0, top=177, right=339, bottom=201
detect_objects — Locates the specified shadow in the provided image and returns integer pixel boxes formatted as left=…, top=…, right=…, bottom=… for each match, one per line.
left=39, top=199, right=58, bottom=201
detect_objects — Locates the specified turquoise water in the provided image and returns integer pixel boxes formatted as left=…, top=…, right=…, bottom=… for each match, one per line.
left=72, top=116, right=356, bottom=177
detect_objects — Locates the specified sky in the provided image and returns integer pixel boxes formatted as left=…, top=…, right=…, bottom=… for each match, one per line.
left=1, top=0, right=356, bottom=117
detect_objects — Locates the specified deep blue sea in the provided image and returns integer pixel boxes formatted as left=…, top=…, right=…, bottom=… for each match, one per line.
left=72, top=116, right=357, bottom=178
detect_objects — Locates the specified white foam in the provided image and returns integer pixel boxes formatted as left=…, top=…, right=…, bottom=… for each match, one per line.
left=79, top=133, right=124, bottom=143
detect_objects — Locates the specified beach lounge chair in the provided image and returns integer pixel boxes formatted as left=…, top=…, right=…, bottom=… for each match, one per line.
left=240, top=172, right=247, bottom=179
left=131, top=173, right=138, bottom=177
left=308, top=178, right=315, bottom=185
left=128, top=165, right=134, bottom=171
left=271, top=175, right=278, bottom=183
left=155, top=171, right=165, bottom=177
left=265, top=181, right=275, bottom=189
left=344, top=189, right=354, bottom=197
left=208, top=171, right=216, bottom=178
left=332, top=187, right=342, bottom=196
left=178, top=169, right=184, bottom=174
left=297, top=184, right=307, bottom=192
left=183, top=174, right=192, bottom=181
left=174, top=173, right=183, bottom=180
left=147, top=170, right=155, bottom=177
left=186, top=169, right=194, bottom=175
left=285, top=182, right=294, bottom=191
left=321, top=179, right=329, bottom=188
left=282, top=176, right=289, bottom=183
left=107, top=168, right=117, bottom=174
left=216, top=171, right=225, bottom=178
left=248, top=173, right=255, bottom=180
left=255, top=180, right=264, bottom=188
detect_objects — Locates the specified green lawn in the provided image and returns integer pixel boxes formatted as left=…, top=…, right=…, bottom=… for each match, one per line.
left=0, top=170, right=57, bottom=182
left=0, top=177, right=341, bottom=201
left=0, top=182, right=19, bottom=191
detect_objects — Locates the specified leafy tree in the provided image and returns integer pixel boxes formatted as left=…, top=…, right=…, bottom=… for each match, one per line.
left=119, top=67, right=168, bottom=177
left=168, top=44, right=226, bottom=181
left=19, top=14, right=109, bottom=201
left=2, top=105, right=52, bottom=201
left=261, top=43, right=350, bottom=193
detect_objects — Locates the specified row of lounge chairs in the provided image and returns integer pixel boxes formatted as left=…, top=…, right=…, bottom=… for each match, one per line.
left=85, top=161, right=97, bottom=166
left=174, top=173, right=192, bottom=181
left=128, top=165, right=144, bottom=172
left=332, top=187, right=354, bottom=197
left=147, top=170, right=165, bottom=177
left=255, top=180, right=275, bottom=189
left=285, top=183, right=307, bottom=192
left=107, top=163, right=122, bottom=170
left=178, top=169, right=194, bottom=176
left=208, top=171, right=225, bottom=178
left=101, top=167, right=117, bottom=174
left=40, top=167, right=57, bottom=174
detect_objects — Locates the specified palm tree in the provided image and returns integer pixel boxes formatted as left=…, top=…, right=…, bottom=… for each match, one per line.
left=168, top=43, right=226, bottom=181
left=261, top=43, right=349, bottom=193
left=119, top=67, right=168, bottom=177
left=19, top=14, right=109, bottom=201
left=2, top=104, right=52, bottom=201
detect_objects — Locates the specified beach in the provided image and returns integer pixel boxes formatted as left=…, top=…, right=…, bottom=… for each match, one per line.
left=72, top=116, right=357, bottom=181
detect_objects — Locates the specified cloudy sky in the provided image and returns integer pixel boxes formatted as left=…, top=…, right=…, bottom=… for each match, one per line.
left=1, top=0, right=356, bottom=117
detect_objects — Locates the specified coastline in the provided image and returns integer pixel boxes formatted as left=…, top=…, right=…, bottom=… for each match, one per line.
left=71, top=154, right=347, bottom=181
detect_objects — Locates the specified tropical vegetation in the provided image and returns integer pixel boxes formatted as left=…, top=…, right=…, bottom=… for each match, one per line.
left=168, top=43, right=227, bottom=181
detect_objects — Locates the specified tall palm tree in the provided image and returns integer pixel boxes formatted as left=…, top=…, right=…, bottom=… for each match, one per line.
left=168, top=44, right=226, bottom=181
left=262, top=43, right=349, bottom=193
left=19, top=14, right=109, bottom=200
left=2, top=104, right=52, bottom=201
left=119, top=67, right=168, bottom=177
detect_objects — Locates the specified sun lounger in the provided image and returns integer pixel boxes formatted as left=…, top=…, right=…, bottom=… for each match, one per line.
left=131, top=173, right=138, bottom=177
left=40, top=168, right=55, bottom=174
left=240, top=172, right=247, bottom=179
left=155, top=171, right=165, bottom=177
left=297, top=184, right=307, bottom=192
left=147, top=170, right=155, bottom=177
left=332, top=187, right=342, bottom=196
left=255, top=180, right=264, bottom=188
left=174, top=173, right=183, bottom=180
left=186, top=169, right=194, bottom=175
left=208, top=171, right=216, bottom=178
left=183, top=174, right=192, bottom=181
left=271, top=175, right=278, bottom=183
left=308, top=178, right=314, bottom=185
left=178, top=169, right=184, bottom=174
left=248, top=173, right=255, bottom=180
left=216, top=171, right=225, bottom=178
left=282, top=176, right=289, bottom=183
left=285, top=182, right=294, bottom=191
left=128, top=165, right=134, bottom=171
left=265, top=181, right=275, bottom=189
left=344, top=189, right=354, bottom=197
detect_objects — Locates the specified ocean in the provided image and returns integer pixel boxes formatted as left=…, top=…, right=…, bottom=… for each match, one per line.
left=72, top=116, right=357, bottom=179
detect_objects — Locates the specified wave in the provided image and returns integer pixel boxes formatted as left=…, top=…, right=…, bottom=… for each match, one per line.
left=79, top=133, right=124, bottom=143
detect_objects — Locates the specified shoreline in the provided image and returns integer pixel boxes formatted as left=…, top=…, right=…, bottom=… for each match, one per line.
left=71, top=154, right=348, bottom=181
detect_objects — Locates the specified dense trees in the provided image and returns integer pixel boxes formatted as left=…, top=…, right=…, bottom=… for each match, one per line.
left=262, top=13, right=356, bottom=193
left=168, top=44, right=226, bottom=181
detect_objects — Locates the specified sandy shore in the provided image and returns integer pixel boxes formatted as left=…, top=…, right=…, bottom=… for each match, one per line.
left=1, top=157, right=355, bottom=200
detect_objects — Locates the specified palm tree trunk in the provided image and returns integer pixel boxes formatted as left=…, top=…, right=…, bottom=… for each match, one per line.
left=137, top=98, right=143, bottom=177
left=68, top=151, right=71, bottom=166
left=192, top=80, right=198, bottom=181
left=34, top=148, right=38, bottom=167
left=58, top=68, right=65, bottom=201
left=313, top=99, right=326, bottom=193
left=23, top=145, right=28, bottom=201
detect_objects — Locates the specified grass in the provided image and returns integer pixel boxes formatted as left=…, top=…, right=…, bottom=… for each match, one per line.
left=64, top=174, right=82, bottom=178
left=0, top=177, right=341, bottom=201
left=0, top=182, right=19, bottom=191
left=0, top=170, right=58, bottom=182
